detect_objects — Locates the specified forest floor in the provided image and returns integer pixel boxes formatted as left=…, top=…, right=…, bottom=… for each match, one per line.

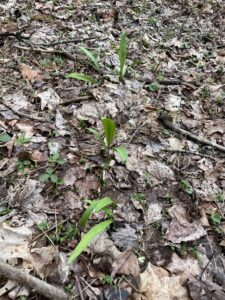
left=0, top=0, right=225, bottom=299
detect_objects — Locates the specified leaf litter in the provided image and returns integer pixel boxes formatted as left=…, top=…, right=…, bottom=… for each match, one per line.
left=0, top=0, right=225, bottom=299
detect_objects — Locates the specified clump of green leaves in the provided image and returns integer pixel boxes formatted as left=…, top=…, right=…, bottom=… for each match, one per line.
left=89, top=117, right=128, bottom=164
left=68, top=197, right=114, bottom=263
left=39, top=167, right=63, bottom=185
left=118, top=32, right=127, bottom=80
left=15, top=133, right=32, bottom=145
left=16, top=160, right=33, bottom=172
left=48, top=153, right=65, bottom=165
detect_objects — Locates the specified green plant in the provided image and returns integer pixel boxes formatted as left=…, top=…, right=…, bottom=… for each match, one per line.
left=68, top=219, right=112, bottom=263
left=36, top=222, right=50, bottom=231
left=79, top=46, right=100, bottom=73
left=89, top=117, right=128, bottom=164
left=181, top=179, right=193, bottom=195
left=209, top=212, right=221, bottom=225
left=190, top=246, right=203, bottom=265
left=213, top=192, right=225, bottom=203
left=148, top=16, right=157, bottom=25
left=118, top=32, right=127, bottom=80
left=53, top=224, right=78, bottom=244
left=16, top=160, right=32, bottom=172
left=15, top=133, right=31, bottom=145
left=0, top=133, right=11, bottom=143
left=148, top=82, right=160, bottom=92
left=39, top=168, right=63, bottom=185
left=0, top=206, right=12, bottom=216
left=66, top=72, right=96, bottom=83
left=101, top=274, right=114, bottom=286
left=131, top=192, right=145, bottom=202
left=64, top=283, right=74, bottom=294
left=80, top=197, right=113, bottom=227
left=48, top=153, right=65, bottom=165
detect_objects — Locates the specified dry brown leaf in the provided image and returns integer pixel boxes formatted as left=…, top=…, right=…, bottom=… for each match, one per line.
left=20, top=64, right=43, bottom=82
left=111, top=248, right=140, bottom=284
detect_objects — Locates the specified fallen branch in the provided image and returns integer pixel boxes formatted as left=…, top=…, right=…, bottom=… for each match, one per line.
left=158, top=112, right=225, bottom=153
left=0, top=260, right=69, bottom=300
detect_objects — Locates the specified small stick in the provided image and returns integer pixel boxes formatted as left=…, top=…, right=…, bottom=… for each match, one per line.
left=60, top=95, right=91, bottom=106
left=158, top=112, right=225, bottom=153
left=162, top=149, right=217, bottom=160
left=3, top=102, right=46, bottom=122
left=0, top=260, right=69, bottom=300
left=42, top=37, right=97, bottom=47
left=14, top=45, right=77, bottom=61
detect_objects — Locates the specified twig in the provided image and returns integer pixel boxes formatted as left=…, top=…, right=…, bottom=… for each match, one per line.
left=0, top=260, right=69, bottom=300
left=75, top=275, right=85, bottom=300
left=158, top=112, right=225, bottom=153
left=60, top=95, right=91, bottom=106
left=42, top=37, right=97, bottom=47
left=161, top=149, right=217, bottom=160
left=0, top=26, right=30, bottom=41
left=2, top=102, right=46, bottom=122
left=14, top=45, right=77, bottom=61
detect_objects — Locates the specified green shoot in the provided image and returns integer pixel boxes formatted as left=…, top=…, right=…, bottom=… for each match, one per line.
left=39, top=168, right=63, bottom=185
left=66, top=72, right=96, bottom=83
left=80, top=197, right=113, bottom=227
left=16, top=160, right=32, bottom=172
left=68, top=220, right=112, bottom=263
left=209, top=212, right=221, bottom=225
left=79, top=46, right=100, bottom=73
left=101, top=117, right=116, bottom=149
left=48, top=153, right=65, bottom=165
left=118, top=32, right=127, bottom=80
left=15, top=133, right=32, bottom=145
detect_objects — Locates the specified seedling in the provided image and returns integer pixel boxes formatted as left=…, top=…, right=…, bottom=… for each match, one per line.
left=101, top=274, right=114, bottom=286
left=209, top=212, right=221, bottom=225
left=68, top=197, right=114, bottom=263
left=52, top=224, right=78, bottom=244
left=36, top=222, right=50, bottom=231
left=148, top=82, right=160, bottom=92
left=48, top=153, right=65, bottom=165
left=118, top=32, right=127, bottom=80
left=39, top=168, right=63, bottom=185
left=15, top=133, right=32, bottom=145
left=89, top=117, right=128, bottom=164
left=0, top=206, right=12, bottom=216
left=66, top=72, right=96, bottom=83
left=79, top=46, right=100, bottom=73
left=181, top=179, right=193, bottom=195
left=131, top=192, right=145, bottom=202
left=16, top=159, right=32, bottom=172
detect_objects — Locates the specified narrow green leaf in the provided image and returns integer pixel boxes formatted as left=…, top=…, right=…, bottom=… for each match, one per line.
left=39, top=173, right=50, bottom=182
left=80, top=197, right=113, bottom=227
left=114, top=145, right=128, bottom=163
left=68, top=220, right=112, bottom=263
left=88, top=128, right=105, bottom=146
left=0, top=133, right=11, bottom=143
left=118, top=32, right=127, bottom=80
left=79, top=47, right=100, bottom=73
left=101, top=118, right=116, bottom=148
left=66, top=72, right=96, bottom=83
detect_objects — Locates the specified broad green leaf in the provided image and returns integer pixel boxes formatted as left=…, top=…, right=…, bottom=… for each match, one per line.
left=50, top=174, right=59, bottom=183
left=118, top=32, right=127, bottom=80
left=101, top=118, right=116, bottom=148
left=68, top=220, right=112, bottom=263
left=39, top=173, right=50, bottom=182
left=0, top=133, right=11, bottom=143
left=209, top=213, right=221, bottom=225
left=66, top=72, right=96, bottom=83
left=46, top=168, right=54, bottom=175
left=79, top=47, right=100, bottom=73
left=80, top=197, right=113, bottom=227
left=114, top=145, right=128, bottom=163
